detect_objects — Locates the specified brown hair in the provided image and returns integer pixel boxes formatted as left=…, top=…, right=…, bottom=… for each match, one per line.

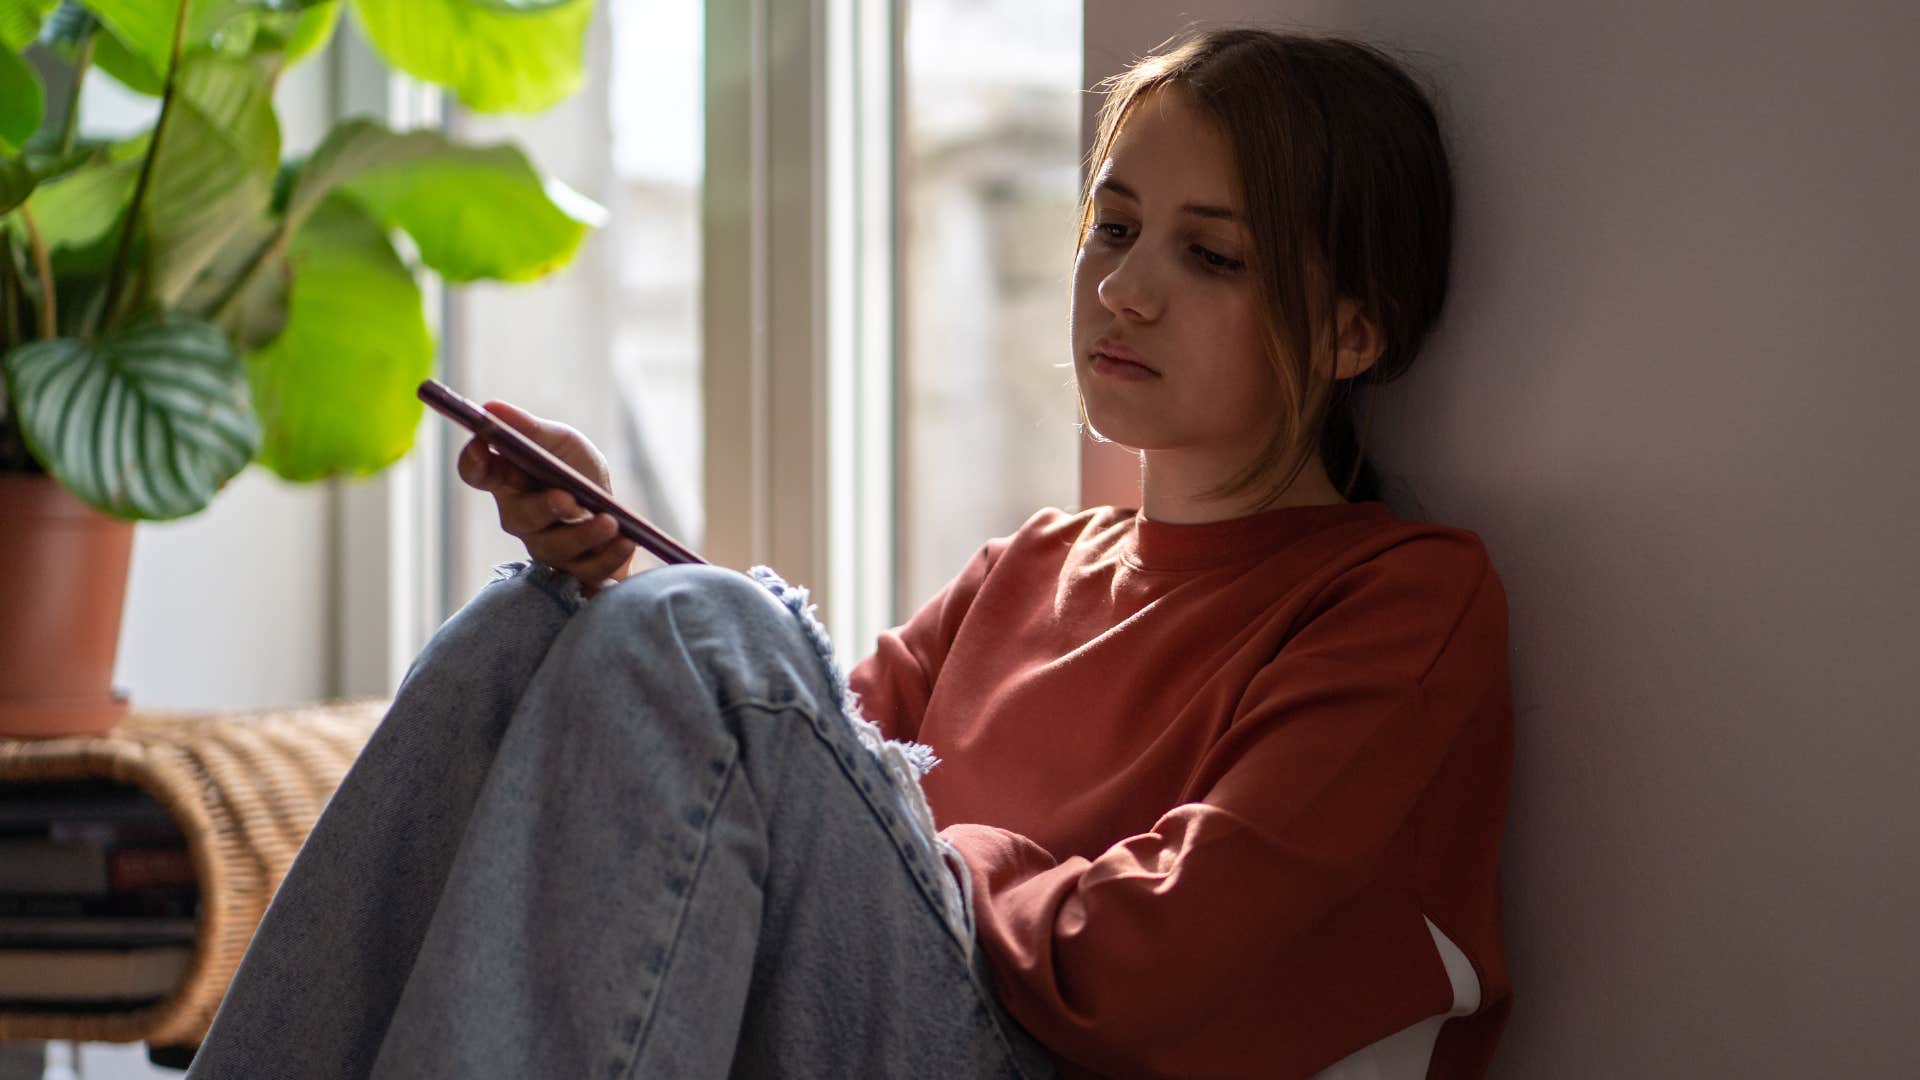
left=1079, top=27, right=1454, bottom=506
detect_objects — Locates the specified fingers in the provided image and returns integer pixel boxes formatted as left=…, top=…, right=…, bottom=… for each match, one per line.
left=567, top=533, right=639, bottom=598
left=535, top=514, right=636, bottom=600
left=528, top=512, right=619, bottom=564
left=498, top=489, right=588, bottom=541
left=457, top=438, right=511, bottom=492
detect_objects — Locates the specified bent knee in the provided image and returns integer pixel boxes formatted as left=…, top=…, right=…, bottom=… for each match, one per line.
left=573, top=563, right=836, bottom=712
left=596, top=563, right=768, bottom=619
left=580, top=563, right=797, bottom=649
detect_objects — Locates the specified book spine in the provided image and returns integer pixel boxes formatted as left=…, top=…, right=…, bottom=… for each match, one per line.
left=0, top=891, right=199, bottom=919
left=106, top=848, right=196, bottom=892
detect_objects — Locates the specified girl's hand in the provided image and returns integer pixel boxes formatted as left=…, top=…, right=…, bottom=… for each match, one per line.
left=455, top=400, right=638, bottom=599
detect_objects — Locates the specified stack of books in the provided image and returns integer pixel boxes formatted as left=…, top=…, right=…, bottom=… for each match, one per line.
left=0, top=780, right=198, bottom=1010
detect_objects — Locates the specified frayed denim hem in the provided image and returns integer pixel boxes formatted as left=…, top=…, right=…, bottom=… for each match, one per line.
left=489, top=559, right=587, bottom=616
left=748, top=565, right=975, bottom=956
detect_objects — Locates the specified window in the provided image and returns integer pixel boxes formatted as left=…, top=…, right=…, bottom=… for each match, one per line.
left=896, top=0, right=1084, bottom=612
left=415, top=0, right=1084, bottom=669
left=442, top=2, right=706, bottom=606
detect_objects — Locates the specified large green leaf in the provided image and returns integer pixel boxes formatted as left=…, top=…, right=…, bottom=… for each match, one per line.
left=88, top=24, right=163, bottom=94
left=3, top=143, right=144, bottom=334
left=67, top=0, right=171, bottom=72
left=464, top=0, right=577, bottom=10
left=281, top=0, right=338, bottom=60
left=10, top=151, right=136, bottom=249
left=177, top=212, right=287, bottom=349
left=0, top=45, right=42, bottom=151
left=247, top=191, right=429, bottom=480
left=346, top=151, right=597, bottom=282
left=143, top=51, right=280, bottom=307
left=194, top=0, right=339, bottom=64
left=283, top=118, right=598, bottom=282
left=0, top=0, right=59, bottom=49
left=173, top=52, right=278, bottom=172
left=1, top=314, right=259, bottom=519
left=276, top=116, right=413, bottom=227
left=0, top=155, right=31, bottom=210
left=75, top=0, right=332, bottom=79
left=348, top=0, right=590, bottom=114
left=0, top=142, right=100, bottom=214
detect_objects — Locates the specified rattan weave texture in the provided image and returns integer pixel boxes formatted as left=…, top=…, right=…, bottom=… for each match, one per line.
left=0, top=700, right=385, bottom=1048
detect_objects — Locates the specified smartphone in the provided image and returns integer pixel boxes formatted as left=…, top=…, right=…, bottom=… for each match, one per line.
left=418, top=378, right=706, bottom=567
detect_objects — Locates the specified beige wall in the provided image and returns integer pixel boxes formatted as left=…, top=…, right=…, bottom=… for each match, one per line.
left=1083, top=3, right=1920, bottom=1074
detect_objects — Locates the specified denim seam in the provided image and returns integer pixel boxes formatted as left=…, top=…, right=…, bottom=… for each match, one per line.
left=610, top=749, right=740, bottom=1080
left=744, top=565, right=966, bottom=943
left=721, top=699, right=969, bottom=960
left=693, top=700, right=1047, bottom=1080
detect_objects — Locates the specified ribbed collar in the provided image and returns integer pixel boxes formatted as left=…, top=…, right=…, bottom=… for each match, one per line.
left=1121, top=499, right=1394, bottom=572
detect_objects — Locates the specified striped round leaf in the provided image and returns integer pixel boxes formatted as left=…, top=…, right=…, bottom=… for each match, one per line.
left=1, top=316, right=260, bottom=520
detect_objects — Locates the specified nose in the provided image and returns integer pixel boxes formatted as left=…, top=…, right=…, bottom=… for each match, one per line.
left=1096, top=247, right=1162, bottom=322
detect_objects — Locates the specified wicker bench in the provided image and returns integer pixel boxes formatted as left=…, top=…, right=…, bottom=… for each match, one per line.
left=0, top=700, right=387, bottom=1062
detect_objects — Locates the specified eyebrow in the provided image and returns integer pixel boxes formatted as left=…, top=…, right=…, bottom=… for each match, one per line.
left=1095, top=177, right=1242, bottom=223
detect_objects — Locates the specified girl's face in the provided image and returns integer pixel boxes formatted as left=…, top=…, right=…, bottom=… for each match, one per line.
left=1071, top=86, right=1283, bottom=480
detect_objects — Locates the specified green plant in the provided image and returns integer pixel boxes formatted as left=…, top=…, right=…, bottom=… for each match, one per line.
left=0, top=0, right=601, bottom=519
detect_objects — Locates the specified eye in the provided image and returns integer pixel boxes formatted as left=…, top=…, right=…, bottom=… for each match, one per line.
left=1087, top=219, right=1133, bottom=245
left=1190, top=244, right=1246, bottom=274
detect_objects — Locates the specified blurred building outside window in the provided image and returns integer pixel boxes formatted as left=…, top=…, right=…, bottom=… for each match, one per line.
left=897, top=0, right=1084, bottom=612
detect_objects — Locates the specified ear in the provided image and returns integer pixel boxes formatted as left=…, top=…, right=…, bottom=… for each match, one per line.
left=1333, top=299, right=1385, bottom=381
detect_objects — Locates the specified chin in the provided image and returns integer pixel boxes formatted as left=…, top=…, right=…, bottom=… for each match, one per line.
left=1078, top=404, right=1168, bottom=452
left=1073, top=360, right=1181, bottom=451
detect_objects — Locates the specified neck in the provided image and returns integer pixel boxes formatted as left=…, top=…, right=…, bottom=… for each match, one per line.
left=1137, top=447, right=1345, bottom=524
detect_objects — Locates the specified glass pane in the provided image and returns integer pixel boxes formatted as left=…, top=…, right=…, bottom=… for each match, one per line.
left=444, top=2, right=705, bottom=602
left=898, top=0, right=1084, bottom=614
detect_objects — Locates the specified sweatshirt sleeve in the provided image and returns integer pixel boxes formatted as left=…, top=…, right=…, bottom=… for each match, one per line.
left=845, top=533, right=1010, bottom=743
left=943, top=549, right=1509, bottom=1079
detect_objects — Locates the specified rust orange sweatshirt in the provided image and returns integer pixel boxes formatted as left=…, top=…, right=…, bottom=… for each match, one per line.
left=846, top=500, right=1513, bottom=1079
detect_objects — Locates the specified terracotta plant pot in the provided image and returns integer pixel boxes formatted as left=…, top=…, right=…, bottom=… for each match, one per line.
left=0, top=473, right=135, bottom=738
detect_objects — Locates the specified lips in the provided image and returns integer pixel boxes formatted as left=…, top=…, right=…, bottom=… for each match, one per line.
left=1090, top=339, right=1159, bottom=375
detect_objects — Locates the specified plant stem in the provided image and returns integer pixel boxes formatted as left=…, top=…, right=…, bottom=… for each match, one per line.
left=1, top=232, right=19, bottom=348
left=18, top=206, right=55, bottom=340
left=95, top=0, right=193, bottom=338
left=59, top=32, right=97, bottom=156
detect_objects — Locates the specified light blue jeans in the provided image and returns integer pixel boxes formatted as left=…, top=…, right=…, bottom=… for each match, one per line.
left=184, top=561, right=1054, bottom=1079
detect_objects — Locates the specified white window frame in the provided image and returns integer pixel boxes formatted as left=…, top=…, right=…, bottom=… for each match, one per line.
left=705, top=0, right=899, bottom=668
left=829, top=0, right=903, bottom=665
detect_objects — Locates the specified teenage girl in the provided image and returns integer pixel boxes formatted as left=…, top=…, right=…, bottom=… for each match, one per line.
left=187, top=27, right=1512, bottom=1080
